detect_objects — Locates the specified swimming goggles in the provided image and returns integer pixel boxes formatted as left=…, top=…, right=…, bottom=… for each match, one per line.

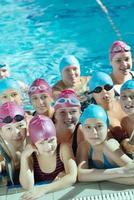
left=86, top=84, right=113, bottom=95
left=0, top=64, right=6, bottom=68
left=29, top=85, right=48, bottom=93
left=0, top=115, right=24, bottom=124
left=55, top=97, right=80, bottom=106
left=110, top=45, right=131, bottom=53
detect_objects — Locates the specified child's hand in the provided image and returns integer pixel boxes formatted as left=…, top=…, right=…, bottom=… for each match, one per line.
left=21, top=144, right=38, bottom=159
left=125, top=142, right=134, bottom=154
left=78, top=161, right=86, bottom=171
left=20, top=187, right=46, bottom=200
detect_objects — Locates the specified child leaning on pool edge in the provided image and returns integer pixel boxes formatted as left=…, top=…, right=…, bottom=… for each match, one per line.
left=19, top=115, right=77, bottom=200
left=77, top=104, right=134, bottom=185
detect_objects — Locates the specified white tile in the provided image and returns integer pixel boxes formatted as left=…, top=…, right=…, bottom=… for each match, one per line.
left=0, top=196, right=6, bottom=200
left=99, top=181, right=134, bottom=195
left=53, top=183, right=101, bottom=200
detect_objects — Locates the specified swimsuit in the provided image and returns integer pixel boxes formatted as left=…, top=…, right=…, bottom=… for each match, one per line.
left=88, top=145, right=118, bottom=169
left=32, top=145, right=64, bottom=183
left=72, top=123, right=81, bottom=157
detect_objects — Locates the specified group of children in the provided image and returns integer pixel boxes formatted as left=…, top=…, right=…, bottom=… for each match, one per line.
left=0, top=40, right=134, bottom=200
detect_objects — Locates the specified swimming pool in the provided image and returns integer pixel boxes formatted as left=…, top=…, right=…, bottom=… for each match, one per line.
left=0, top=0, right=134, bottom=86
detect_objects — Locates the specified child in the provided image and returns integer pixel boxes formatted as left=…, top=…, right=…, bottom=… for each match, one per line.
left=0, top=102, right=27, bottom=185
left=52, top=55, right=89, bottom=109
left=109, top=41, right=133, bottom=97
left=120, top=80, right=134, bottom=137
left=0, top=77, right=22, bottom=105
left=54, top=89, right=84, bottom=157
left=20, top=115, right=77, bottom=200
left=77, top=104, right=134, bottom=184
left=28, top=78, right=54, bottom=118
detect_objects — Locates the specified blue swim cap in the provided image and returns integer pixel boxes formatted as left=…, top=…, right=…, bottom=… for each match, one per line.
left=120, top=79, right=134, bottom=93
left=88, top=72, right=113, bottom=92
left=0, top=78, right=20, bottom=94
left=80, top=104, right=109, bottom=127
left=0, top=63, right=10, bottom=71
left=59, top=55, right=80, bottom=73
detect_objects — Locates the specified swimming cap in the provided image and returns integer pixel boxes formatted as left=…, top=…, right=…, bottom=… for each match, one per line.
left=0, top=63, right=10, bottom=70
left=28, top=78, right=53, bottom=98
left=0, top=78, right=20, bottom=94
left=58, top=89, right=77, bottom=98
left=59, top=55, right=80, bottom=73
left=110, top=41, right=131, bottom=62
left=88, top=72, right=113, bottom=92
left=80, top=104, right=109, bottom=127
left=120, top=79, right=134, bottom=93
left=0, top=102, right=25, bottom=127
left=29, top=115, right=56, bottom=144
left=54, top=89, right=81, bottom=110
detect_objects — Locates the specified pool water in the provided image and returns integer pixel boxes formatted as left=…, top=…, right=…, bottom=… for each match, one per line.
left=0, top=0, right=134, bottom=86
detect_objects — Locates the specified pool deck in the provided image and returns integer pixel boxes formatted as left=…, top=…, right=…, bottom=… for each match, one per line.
left=0, top=181, right=134, bottom=200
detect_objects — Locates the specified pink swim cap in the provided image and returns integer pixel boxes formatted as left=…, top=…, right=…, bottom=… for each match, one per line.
left=0, top=102, right=25, bottom=127
left=28, top=78, right=53, bottom=98
left=29, top=115, right=56, bottom=144
left=110, top=40, right=131, bottom=62
left=54, top=89, right=81, bottom=110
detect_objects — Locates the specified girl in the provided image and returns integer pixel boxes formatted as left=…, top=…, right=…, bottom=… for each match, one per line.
left=28, top=78, right=54, bottom=118
left=109, top=40, right=133, bottom=97
left=20, top=115, right=77, bottom=200
left=120, top=80, right=134, bottom=137
left=0, top=77, right=22, bottom=106
left=0, top=102, right=27, bottom=185
left=54, top=89, right=84, bottom=157
left=77, top=104, right=134, bottom=184
left=52, top=55, right=90, bottom=110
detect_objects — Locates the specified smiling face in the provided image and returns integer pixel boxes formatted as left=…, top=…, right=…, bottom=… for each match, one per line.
left=120, top=89, right=134, bottom=114
left=35, top=136, right=57, bottom=154
left=62, top=66, right=80, bottom=87
left=83, top=118, right=107, bottom=145
left=30, top=93, right=53, bottom=115
left=111, top=51, right=132, bottom=78
left=0, top=120, right=27, bottom=144
left=55, top=107, right=81, bottom=133
left=0, top=89, right=22, bottom=105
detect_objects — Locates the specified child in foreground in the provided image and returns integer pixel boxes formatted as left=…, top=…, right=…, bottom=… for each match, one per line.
left=20, top=115, right=77, bottom=200
left=77, top=104, right=134, bottom=184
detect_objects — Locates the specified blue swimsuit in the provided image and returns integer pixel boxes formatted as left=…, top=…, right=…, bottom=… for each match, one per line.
left=88, top=146, right=118, bottom=169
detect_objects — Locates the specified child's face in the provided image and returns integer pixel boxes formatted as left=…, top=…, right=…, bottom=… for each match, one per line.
left=93, top=85, right=114, bottom=107
left=35, top=136, right=57, bottom=154
left=62, top=66, right=80, bottom=86
left=30, top=93, right=53, bottom=115
left=55, top=107, right=81, bottom=132
left=0, top=120, right=27, bottom=144
left=120, top=89, right=134, bottom=114
left=83, top=118, right=107, bottom=145
left=111, top=51, right=132, bottom=77
left=0, top=67, right=10, bottom=79
left=0, top=89, right=22, bottom=105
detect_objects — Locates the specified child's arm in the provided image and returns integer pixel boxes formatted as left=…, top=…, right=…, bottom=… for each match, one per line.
left=20, top=143, right=77, bottom=200
left=104, top=138, right=133, bottom=165
left=19, top=144, right=38, bottom=189
left=77, top=141, right=134, bottom=183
